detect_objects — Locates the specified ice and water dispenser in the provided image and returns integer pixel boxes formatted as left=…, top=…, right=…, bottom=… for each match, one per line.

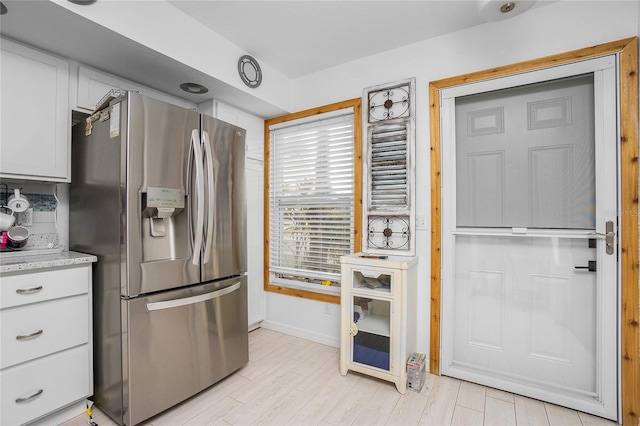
left=141, top=187, right=185, bottom=237
left=140, top=186, right=191, bottom=268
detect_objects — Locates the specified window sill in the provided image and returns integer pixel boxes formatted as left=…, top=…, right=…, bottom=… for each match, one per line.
left=265, top=282, right=341, bottom=304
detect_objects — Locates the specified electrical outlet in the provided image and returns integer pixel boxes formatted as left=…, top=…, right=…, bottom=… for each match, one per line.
left=416, top=214, right=427, bottom=229
left=18, top=208, right=33, bottom=226
left=323, top=303, right=331, bottom=315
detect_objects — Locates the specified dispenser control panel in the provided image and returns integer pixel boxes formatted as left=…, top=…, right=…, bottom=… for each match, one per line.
left=147, top=187, right=185, bottom=209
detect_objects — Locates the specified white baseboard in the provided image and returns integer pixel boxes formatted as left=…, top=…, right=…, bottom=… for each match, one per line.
left=29, top=399, right=87, bottom=426
left=248, top=320, right=263, bottom=332
left=260, top=320, right=340, bottom=348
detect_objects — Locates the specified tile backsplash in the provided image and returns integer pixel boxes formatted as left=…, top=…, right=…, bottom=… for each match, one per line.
left=21, top=193, right=57, bottom=212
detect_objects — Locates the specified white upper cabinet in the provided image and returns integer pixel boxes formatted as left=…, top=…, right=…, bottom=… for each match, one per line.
left=1, top=39, right=70, bottom=182
left=74, top=65, right=144, bottom=112
left=73, top=65, right=196, bottom=113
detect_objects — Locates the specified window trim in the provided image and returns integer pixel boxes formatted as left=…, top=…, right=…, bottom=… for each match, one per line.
left=264, top=98, right=362, bottom=304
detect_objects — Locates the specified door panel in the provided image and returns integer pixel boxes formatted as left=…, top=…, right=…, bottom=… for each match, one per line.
left=441, top=56, right=618, bottom=420
left=200, top=115, right=247, bottom=281
left=467, top=152, right=504, bottom=225
left=453, top=235, right=597, bottom=398
left=126, top=93, right=201, bottom=296
left=456, top=74, right=595, bottom=229
left=126, top=276, right=248, bottom=426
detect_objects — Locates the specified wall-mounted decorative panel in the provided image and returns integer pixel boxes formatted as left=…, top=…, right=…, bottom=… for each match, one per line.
left=367, top=215, right=410, bottom=251
left=368, top=124, right=409, bottom=210
left=368, top=83, right=411, bottom=123
left=363, top=79, right=415, bottom=256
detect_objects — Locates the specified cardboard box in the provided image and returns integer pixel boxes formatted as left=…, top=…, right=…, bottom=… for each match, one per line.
left=406, top=352, right=426, bottom=392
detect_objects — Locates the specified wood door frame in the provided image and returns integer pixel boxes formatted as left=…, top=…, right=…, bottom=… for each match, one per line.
left=429, top=38, right=639, bottom=425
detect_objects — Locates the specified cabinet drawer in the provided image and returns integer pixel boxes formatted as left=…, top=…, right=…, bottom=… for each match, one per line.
left=0, top=266, right=89, bottom=309
left=1, top=345, right=90, bottom=426
left=1, top=295, right=89, bottom=369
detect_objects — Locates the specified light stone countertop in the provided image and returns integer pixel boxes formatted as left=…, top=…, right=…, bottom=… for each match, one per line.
left=0, top=250, right=97, bottom=274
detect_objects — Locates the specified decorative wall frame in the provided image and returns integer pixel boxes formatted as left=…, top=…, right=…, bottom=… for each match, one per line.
left=363, top=78, right=416, bottom=256
left=368, top=82, right=412, bottom=122
left=367, top=215, right=411, bottom=250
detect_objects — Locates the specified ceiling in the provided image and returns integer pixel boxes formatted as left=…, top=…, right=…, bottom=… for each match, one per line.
left=0, top=0, right=551, bottom=116
left=168, top=1, right=507, bottom=79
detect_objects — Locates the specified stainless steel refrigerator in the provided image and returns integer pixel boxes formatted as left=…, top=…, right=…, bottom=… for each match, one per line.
left=69, top=92, right=248, bottom=426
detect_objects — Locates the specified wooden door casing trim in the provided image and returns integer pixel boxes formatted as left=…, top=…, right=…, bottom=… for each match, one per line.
left=429, top=37, right=639, bottom=425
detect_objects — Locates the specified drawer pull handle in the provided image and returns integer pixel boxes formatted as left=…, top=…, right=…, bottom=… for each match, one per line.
left=16, top=330, right=43, bottom=340
left=16, top=286, right=43, bottom=294
left=15, top=389, right=43, bottom=403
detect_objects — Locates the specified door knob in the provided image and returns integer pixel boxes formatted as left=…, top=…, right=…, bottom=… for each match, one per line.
left=349, top=323, right=359, bottom=336
left=588, top=221, right=615, bottom=255
left=605, top=220, right=615, bottom=255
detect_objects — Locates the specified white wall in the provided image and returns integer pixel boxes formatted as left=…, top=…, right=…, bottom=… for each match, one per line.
left=264, top=294, right=341, bottom=347
left=262, top=1, right=640, bottom=355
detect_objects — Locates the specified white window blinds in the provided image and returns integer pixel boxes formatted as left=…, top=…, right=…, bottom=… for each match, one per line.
left=269, top=109, right=355, bottom=289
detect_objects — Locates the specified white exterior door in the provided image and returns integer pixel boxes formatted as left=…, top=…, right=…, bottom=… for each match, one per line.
left=440, top=56, right=618, bottom=420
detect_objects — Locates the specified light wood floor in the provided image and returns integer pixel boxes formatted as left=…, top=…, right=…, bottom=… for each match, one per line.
left=61, top=328, right=618, bottom=426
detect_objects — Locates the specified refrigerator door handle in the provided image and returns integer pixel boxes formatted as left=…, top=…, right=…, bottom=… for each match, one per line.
left=202, top=130, right=215, bottom=264
left=191, top=129, right=205, bottom=265
left=145, top=281, right=241, bottom=311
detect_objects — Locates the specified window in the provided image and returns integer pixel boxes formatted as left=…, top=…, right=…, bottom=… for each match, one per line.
left=265, top=99, right=362, bottom=302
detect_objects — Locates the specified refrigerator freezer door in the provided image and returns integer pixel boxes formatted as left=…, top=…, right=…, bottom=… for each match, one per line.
left=201, top=116, right=247, bottom=281
left=126, top=94, right=201, bottom=296
left=125, top=276, right=248, bottom=426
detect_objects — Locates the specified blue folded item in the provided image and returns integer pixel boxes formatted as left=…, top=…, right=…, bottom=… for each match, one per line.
left=353, top=332, right=390, bottom=370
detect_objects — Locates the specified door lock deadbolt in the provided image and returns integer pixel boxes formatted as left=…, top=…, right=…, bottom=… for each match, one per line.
left=575, top=260, right=597, bottom=272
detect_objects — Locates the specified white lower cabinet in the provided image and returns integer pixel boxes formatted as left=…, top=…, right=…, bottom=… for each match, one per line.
left=339, top=253, right=418, bottom=393
left=1, top=296, right=89, bottom=369
left=2, top=346, right=90, bottom=426
left=0, top=265, right=93, bottom=425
